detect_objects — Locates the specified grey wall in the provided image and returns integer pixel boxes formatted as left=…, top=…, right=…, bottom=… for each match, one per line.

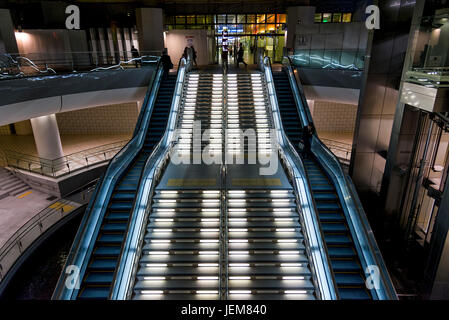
left=0, top=67, right=155, bottom=126
left=136, top=7, right=164, bottom=53
left=350, top=0, right=419, bottom=194
left=0, top=9, right=19, bottom=54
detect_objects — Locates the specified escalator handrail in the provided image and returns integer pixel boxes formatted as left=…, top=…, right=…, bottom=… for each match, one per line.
left=281, top=56, right=313, bottom=127
left=52, top=58, right=163, bottom=300
left=262, top=56, right=338, bottom=300
left=282, top=56, right=398, bottom=300
left=312, top=136, right=398, bottom=300
left=110, top=58, right=192, bottom=299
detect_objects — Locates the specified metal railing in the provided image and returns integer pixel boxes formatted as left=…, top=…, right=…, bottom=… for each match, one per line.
left=321, top=138, right=352, bottom=166
left=0, top=179, right=97, bottom=286
left=0, top=51, right=161, bottom=80
left=290, top=49, right=365, bottom=70
left=2, top=140, right=128, bottom=178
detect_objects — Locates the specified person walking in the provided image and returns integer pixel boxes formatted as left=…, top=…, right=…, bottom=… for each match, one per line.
left=191, top=45, right=198, bottom=66
left=131, top=45, right=140, bottom=68
left=237, top=43, right=247, bottom=68
left=160, top=48, right=173, bottom=80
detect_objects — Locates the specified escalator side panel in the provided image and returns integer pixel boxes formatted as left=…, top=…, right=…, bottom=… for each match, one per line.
left=272, top=70, right=371, bottom=300
left=77, top=75, right=177, bottom=299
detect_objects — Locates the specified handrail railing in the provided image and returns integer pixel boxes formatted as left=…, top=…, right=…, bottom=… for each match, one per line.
left=321, top=138, right=352, bottom=165
left=282, top=56, right=397, bottom=300
left=52, top=57, right=162, bottom=300
left=261, top=56, right=337, bottom=300
left=112, top=57, right=192, bottom=300
left=1, top=52, right=161, bottom=80
left=2, top=140, right=128, bottom=178
left=290, top=49, right=365, bottom=71
left=0, top=178, right=97, bottom=288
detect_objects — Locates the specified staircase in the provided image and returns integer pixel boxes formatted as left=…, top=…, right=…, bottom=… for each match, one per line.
left=0, top=167, right=31, bottom=200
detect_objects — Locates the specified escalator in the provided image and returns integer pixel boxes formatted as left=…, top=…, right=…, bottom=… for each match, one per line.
left=131, top=72, right=318, bottom=300
left=77, top=74, right=177, bottom=299
left=272, top=69, right=374, bottom=299
left=55, top=57, right=395, bottom=300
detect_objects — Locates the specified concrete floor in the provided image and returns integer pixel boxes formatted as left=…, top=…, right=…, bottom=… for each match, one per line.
left=0, top=189, right=53, bottom=248
left=0, top=134, right=131, bottom=248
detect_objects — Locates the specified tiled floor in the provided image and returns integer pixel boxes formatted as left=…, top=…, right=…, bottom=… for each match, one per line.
left=0, top=134, right=131, bottom=166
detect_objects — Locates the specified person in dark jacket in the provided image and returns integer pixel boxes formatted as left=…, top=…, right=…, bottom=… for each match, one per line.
left=131, top=46, right=140, bottom=68
left=160, top=48, right=173, bottom=80
left=301, top=124, right=314, bottom=158
left=191, top=45, right=198, bottom=66
left=237, top=43, right=247, bottom=68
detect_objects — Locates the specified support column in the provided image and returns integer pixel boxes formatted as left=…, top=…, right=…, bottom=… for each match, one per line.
left=0, top=9, right=19, bottom=54
left=286, top=6, right=315, bottom=50
left=135, top=8, right=164, bottom=54
left=30, top=114, right=64, bottom=160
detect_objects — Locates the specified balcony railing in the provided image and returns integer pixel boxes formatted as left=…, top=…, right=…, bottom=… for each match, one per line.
left=405, top=67, right=449, bottom=88
left=0, top=51, right=161, bottom=80
left=0, top=179, right=97, bottom=285
left=2, top=140, right=128, bottom=178
left=321, top=138, right=352, bottom=166
left=290, top=49, right=365, bottom=70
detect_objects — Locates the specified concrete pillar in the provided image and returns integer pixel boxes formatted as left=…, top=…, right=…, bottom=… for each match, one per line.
left=350, top=0, right=420, bottom=194
left=135, top=8, right=164, bottom=54
left=286, top=6, right=316, bottom=49
left=30, top=114, right=64, bottom=160
left=0, top=9, right=19, bottom=54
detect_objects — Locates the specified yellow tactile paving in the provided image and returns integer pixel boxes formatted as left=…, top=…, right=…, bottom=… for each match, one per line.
left=167, top=178, right=217, bottom=187
left=48, top=201, right=75, bottom=213
left=232, top=178, right=282, bottom=186
left=17, top=190, right=32, bottom=199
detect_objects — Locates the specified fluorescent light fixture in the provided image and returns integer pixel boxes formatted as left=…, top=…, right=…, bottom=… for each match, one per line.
left=141, top=290, right=163, bottom=294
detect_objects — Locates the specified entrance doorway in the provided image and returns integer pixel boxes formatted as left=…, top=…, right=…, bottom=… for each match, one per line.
left=165, top=14, right=287, bottom=65
left=215, top=34, right=284, bottom=65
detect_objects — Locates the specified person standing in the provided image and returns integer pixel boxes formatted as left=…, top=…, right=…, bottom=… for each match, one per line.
left=131, top=45, right=140, bottom=68
left=191, top=45, right=198, bottom=66
left=160, top=48, right=173, bottom=80
left=237, top=43, right=247, bottom=68
left=301, top=124, right=314, bottom=159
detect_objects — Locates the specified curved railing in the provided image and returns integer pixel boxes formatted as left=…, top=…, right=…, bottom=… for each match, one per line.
left=262, top=56, right=337, bottom=300
left=111, top=57, right=191, bottom=300
left=282, top=56, right=397, bottom=300
left=2, top=140, right=128, bottom=178
left=320, top=138, right=352, bottom=166
left=0, top=179, right=97, bottom=291
left=1, top=51, right=161, bottom=80
left=52, top=56, right=162, bottom=300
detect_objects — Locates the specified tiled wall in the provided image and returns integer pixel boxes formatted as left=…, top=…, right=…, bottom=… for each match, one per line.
left=0, top=125, right=10, bottom=135
left=312, top=100, right=357, bottom=133
left=56, top=102, right=139, bottom=135
left=15, top=120, right=33, bottom=135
